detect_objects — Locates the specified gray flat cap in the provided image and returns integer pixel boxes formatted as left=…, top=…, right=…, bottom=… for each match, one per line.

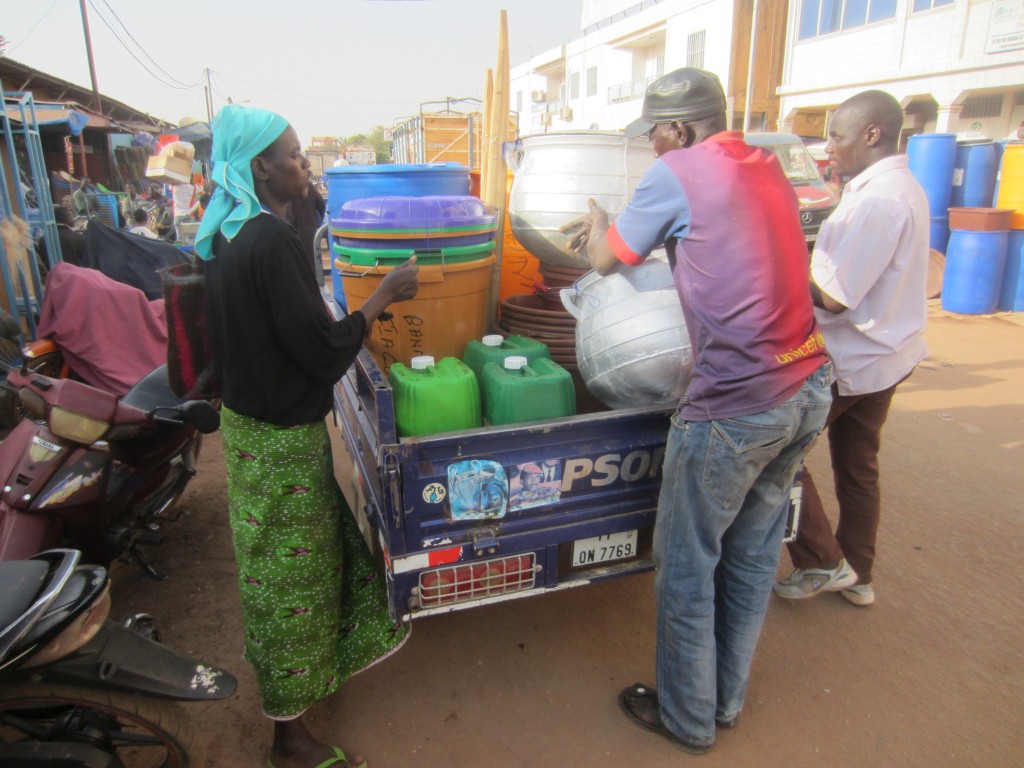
left=624, top=68, right=727, bottom=139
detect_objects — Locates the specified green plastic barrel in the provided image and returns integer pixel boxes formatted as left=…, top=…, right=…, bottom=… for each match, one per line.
left=463, top=334, right=551, bottom=403
left=389, top=356, right=482, bottom=437
left=482, top=356, right=575, bottom=426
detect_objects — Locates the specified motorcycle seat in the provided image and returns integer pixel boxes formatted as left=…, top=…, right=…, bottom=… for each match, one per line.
left=121, top=365, right=189, bottom=412
left=0, top=560, right=50, bottom=643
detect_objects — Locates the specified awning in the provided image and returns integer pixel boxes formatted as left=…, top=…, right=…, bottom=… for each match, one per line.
left=3, top=102, right=91, bottom=136
left=173, top=121, right=211, bottom=142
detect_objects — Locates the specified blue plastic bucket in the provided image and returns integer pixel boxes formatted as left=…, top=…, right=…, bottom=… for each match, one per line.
left=908, top=133, right=957, bottom=217
left=324, top=163, right=469, bottom=305
left=941, top=229, right=1009, bottom=314
left=929, top=216, right=950, bottom=254
left=998, top=229, right=1024, bottom=312
left=950, top=141, right=997, bottom=209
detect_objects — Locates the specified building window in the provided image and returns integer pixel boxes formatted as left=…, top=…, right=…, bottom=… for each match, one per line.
left=961, top=95, right=1003, bottom=119
left=516, top=91, right=523, bottom=114
left=911, top=0, right=954, bottom=11
left=586, top=67, right=598, bottom=97
left=799, top=0, right=896, bottom=39
left=687, top=31, right=706, bottom=69
left=570, top=72, right=581, bottom=100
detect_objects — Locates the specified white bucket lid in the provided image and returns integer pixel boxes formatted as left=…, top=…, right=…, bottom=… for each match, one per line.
left=504, top=355, right=527, bottom=370
left=411, top=356, right=435, bottom=370
left=482, top=334, right=504, bottom=347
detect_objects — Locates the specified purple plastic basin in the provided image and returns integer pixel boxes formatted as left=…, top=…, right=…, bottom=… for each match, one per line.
left=331, top=195, right=497, bottom=235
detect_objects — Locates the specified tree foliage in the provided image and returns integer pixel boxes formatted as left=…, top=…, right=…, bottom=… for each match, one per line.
left=339, top=125, right=392, bottom=164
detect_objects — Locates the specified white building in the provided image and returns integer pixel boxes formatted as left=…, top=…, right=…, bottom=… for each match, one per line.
left=511, top=0, right=791, bottom=136
left=778, top=0, right=1024, bottom=142
left=510, top=0, right=1024, bottom=142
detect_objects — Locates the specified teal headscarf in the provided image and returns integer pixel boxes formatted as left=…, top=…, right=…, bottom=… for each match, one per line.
left=194, top=104, right=290, bottom=260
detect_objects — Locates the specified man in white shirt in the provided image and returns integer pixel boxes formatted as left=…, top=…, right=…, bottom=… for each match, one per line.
left=773, top=90, right=929, bottom=607
left=129, top=208, right=158, bottom=239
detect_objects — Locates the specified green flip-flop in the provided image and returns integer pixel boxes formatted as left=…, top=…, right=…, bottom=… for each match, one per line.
left=267, top=745, right=367, bottom=768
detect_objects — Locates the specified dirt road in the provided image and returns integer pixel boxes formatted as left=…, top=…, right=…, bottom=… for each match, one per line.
left=110, top=303, right=1024, bottom=767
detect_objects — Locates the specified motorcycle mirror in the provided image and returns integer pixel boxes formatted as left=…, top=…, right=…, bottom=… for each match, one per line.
left=181, top=400, right=220, bottom=434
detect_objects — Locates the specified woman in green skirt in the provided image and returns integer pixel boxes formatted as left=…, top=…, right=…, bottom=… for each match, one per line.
left=196, top=105, right=419, bottom=768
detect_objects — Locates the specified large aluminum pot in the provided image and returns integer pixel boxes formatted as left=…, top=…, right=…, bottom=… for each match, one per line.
left=507, top=131, right=654, bottom=269
left=560, top=253, right=693, bottom=409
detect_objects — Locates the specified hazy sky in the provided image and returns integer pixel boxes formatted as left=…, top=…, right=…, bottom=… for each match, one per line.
left=1, top=0, right=582, bottom=144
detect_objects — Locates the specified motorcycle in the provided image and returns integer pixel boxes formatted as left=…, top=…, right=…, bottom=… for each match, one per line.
left=0, top=548, right=236, bottom=766
left=0, top=361, right=220, bottom=579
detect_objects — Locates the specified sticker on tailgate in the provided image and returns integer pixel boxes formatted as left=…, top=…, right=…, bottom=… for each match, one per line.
left=508, top=460, right=563, bottom=512
left=447, top=460, right=508, bottom=520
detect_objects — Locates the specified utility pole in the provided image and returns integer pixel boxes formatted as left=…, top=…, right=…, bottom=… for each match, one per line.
left=742, top=0, right=760, bottom=133
left=78, top=0, right=102, bottom=114
left=204, top=68, right=214, bottom=122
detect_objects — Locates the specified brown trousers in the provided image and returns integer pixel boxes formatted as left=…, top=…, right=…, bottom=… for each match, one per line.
left=786, top=378, right=905, bottom=584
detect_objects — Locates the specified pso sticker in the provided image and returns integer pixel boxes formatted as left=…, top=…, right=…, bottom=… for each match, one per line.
left=422, top=483, right=446, bottom=503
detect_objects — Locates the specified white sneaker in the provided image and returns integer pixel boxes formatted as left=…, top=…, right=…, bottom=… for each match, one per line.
left=841, top=583, right=875, bottom=606
left=773, top=559, right=858, bottom=600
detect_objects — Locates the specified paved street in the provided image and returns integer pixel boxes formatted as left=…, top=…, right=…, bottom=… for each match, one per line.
left=110, top=301, right=1024, bottom=767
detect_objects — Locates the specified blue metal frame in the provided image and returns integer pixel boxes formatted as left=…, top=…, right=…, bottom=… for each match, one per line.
left=1, top=79, right=58, bottom=338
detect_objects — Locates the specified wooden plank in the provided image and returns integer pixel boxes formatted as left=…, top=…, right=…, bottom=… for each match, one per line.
left=484, top=11, right=509, bottom=331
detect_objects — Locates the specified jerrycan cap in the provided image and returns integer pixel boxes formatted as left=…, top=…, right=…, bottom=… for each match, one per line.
left=411, top=356, right=436, bottom=370
left=482, top=334, right=504, bottom=347
left=503, top=355, right=528, bottom=370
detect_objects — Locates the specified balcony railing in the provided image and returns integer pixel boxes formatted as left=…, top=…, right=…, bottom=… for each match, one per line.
left=607, top=73, right=662, bottom=104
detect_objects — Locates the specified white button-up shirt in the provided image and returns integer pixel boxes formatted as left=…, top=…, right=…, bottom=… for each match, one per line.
left=810, top=154, right=930, bottom=396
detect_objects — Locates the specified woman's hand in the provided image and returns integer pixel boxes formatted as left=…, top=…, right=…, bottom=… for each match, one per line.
left=357, top=256, right=420, bottom=328
left=378, top=255, right=419, bottom=304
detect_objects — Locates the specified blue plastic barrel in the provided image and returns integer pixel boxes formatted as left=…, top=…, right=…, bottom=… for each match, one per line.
left=998, top=229, right=1024, bottom=312
left=992, top=140, right=1014, bottom=206
left=950, top=141, right=997, bottom=209
left=908, top=133, right=957, bottom=218
left=929, top=217, right=950, bottom=254
left=324, top=163, right=470, bottom=306
left=941, top=229, right=1009, bottom=314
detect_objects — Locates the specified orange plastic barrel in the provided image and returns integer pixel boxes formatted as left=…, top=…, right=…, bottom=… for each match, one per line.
left=499, top=171, right=541, bottom=302
left=995, top=145, right=1024, bottom=229
left=337, top=254, right=495, bottom=375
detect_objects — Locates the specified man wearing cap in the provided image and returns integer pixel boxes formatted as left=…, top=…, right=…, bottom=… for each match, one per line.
left=563, top=68, right=832, bottom=754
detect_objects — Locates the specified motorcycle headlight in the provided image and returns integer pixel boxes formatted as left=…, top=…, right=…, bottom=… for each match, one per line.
left=49, top=406, right=110, bottom=444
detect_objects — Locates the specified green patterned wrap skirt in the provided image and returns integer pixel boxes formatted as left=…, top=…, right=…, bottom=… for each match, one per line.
left=220, top=406, right=408, bottom=719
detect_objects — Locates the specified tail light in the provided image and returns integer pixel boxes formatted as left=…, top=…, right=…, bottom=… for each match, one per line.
left=23, top=582, right=111, bottom=668
left=415, top=553, right=537, bottom=609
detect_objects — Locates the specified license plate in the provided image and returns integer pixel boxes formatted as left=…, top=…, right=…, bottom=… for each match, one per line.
left=805, top=233, right=818, bottom=242
left=572, top=530, right=638, bottom=567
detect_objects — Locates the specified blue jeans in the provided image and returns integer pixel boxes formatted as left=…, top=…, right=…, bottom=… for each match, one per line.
left=653, top=362, right=832, bottom=746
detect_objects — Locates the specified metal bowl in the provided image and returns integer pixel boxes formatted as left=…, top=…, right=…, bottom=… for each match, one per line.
left=561, top=253, right=693, bottom=409
left=508, top=131, right=654, bottom=269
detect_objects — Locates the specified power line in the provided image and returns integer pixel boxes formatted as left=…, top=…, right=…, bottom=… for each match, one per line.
left=96, top=0, right=200, bottom=89
left=211, top=70, right=418, bottom=107
left=6, top=0, right=62, bottom=54
left=85, top=0, right=202, bottom=92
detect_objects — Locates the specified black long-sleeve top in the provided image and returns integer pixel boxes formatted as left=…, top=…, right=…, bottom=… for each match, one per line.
left=206, top=212, right=366, bottom=426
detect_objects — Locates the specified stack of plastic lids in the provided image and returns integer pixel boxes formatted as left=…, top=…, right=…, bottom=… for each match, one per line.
left=332, top=195, right=497, bottom=265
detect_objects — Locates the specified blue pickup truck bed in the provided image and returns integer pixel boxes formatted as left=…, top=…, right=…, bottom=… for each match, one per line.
left=333, top=348, right=675, bottom=622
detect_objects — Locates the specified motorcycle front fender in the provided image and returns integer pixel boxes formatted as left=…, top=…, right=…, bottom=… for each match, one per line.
left=0, top=504, right=64, bottom=562
left=25, top=617, right=237, bottom=702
